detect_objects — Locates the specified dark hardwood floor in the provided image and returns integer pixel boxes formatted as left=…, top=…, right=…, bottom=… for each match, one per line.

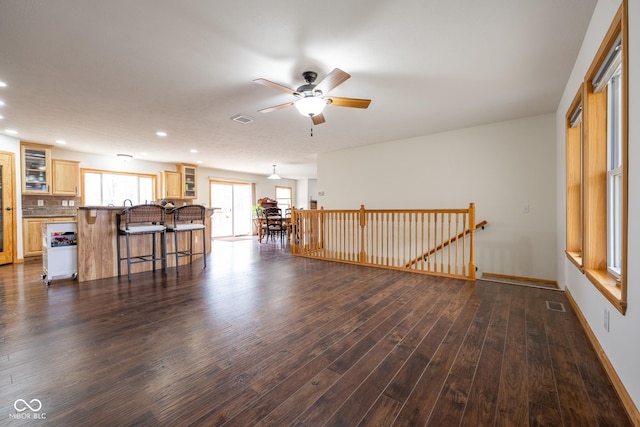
left=0, top=237, right=632, bottom=426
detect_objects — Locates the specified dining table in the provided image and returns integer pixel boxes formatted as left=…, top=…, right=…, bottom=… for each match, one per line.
left=257, top=215, right=292, bottom=242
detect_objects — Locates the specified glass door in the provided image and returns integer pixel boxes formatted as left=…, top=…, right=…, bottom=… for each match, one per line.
left=210, top=181, right=252, bottom=237
left=0, top=152, right=15, bottom=264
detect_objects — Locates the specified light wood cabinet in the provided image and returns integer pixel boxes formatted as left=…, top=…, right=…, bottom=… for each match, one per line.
left=52, top=159, right=80, bottom=195
left=21, top=143, right=52, bottom=194
left=178, top=164, right=197, bottom=199
left=23, top=217, right=75, bottom=257
left=161, top=171, right=182, bottom=199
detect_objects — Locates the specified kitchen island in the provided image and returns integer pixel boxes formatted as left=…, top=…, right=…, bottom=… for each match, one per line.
left=76, top=206, right=214, bottom=282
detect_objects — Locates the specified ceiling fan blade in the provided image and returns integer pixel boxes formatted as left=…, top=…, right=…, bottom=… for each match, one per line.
left=311, top=113, right=326, bottom=125
left=327, top=96, right=371, bottom=109
left=258, top=102, right=294, bottom=113
left=314, top=68, right=351, bottom=95
left=253, top=78, right=299, bottom=95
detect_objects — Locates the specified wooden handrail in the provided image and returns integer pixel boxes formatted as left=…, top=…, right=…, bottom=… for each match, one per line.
left=405, top=220, right=487, bottom=268
left=291, top=203, right=479, bottom=280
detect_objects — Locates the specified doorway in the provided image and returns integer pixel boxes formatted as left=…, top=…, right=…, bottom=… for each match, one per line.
left=0, top=151, right=16, bottom=265
left=210, top=181, right=252, bottom=237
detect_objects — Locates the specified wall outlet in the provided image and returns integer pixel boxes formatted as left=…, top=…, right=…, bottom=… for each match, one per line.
left=37, top=200, right=44, bottom=206
left=604, top=308, right=610, bottom=332
left=62, top=200, right=68, bottom=207
left=69, top=200, right=75, bottom=206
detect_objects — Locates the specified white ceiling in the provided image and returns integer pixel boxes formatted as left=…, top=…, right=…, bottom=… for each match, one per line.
left=0, top=0, right=596, bottom=179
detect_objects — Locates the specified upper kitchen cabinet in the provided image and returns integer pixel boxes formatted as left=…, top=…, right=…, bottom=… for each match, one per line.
left=160, top=170, right=182, bottom=199
left=21, top=143, right=52, bottom=194
left=178, top=164, right=197, bottom=199
left=52, top=159, right=80, bottom=195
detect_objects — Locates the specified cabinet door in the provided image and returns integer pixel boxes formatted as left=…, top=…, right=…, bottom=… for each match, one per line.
left=53, top=159, right=80, bottom=195
left=161, top=171, right=182, bottom=199
left=23, top=218, right=45, bottom=257
left=21, top=143, right=52, bottom=194
left=179, top=164, right=197, bottom=199
left=23, top=217, right=75, bottom=257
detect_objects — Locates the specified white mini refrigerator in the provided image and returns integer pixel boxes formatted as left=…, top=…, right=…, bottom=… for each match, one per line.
left=42, top=222, right=78, bottom=285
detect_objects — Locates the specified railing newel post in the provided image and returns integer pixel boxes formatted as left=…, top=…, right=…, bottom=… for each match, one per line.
left=468, top=202, right=476, bottom=280
left=359, top=204, right=366, bottom=264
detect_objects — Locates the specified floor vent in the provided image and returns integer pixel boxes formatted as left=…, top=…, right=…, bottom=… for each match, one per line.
left=545, top=301, right=566, bottom=312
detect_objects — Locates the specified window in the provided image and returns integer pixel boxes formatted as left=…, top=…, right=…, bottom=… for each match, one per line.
left=565, top=87, right=583, bottom=269
left=607, top=64, right=622, bottom=276
left=275, top=186, right=292, bottom=211
left=82, top=169, right=156, bottom=206
left=569, top=2, right=627, bottom=313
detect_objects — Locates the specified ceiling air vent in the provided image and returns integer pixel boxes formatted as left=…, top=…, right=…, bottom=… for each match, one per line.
left=231, top=114, right=254, bottom=124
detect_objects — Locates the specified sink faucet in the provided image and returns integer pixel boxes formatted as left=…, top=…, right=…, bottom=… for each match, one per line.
left=123, top=199, right=133, bottom=207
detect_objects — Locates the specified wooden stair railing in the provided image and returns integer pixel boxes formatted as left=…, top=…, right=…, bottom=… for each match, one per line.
left=405, top=220, right=487, bottom=268
left=291, top=203, right=480, bottom=280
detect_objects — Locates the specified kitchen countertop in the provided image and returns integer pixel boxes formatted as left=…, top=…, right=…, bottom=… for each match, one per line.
left=78, top=206, right=127, bottom=210
left=78, top=205, right=219, bottom=211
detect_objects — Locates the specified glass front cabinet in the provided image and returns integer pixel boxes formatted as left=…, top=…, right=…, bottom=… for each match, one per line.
left=21, top=143, right=52, bottom=194
left=179, top=164, right=197, bottom=199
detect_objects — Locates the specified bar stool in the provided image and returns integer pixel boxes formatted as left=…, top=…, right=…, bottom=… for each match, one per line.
left=167, top=205, right=207, bottom=269
left=116, top=204, right=167, bottom=281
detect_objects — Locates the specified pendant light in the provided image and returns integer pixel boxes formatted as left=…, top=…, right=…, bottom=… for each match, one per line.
left=267, top=164, right=281, bottom=180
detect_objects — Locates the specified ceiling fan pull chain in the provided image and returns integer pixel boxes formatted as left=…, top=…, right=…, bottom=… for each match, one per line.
left=310, top=126, right=313, bottom=137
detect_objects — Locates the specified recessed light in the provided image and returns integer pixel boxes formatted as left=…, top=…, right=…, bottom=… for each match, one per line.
left=4, top=129, right=18, bottom=135
left=0, top=115, right=3, bottom=120
left=196, top=160, right=203, bottom=164
left=0, top=81, right=6, bottom=88
left=56, top=139, right=67, bottom=145
left=190, top=149, right=198, bottom=153
left=156, top=131, right=167, bottom=137
left=0, top=100, right=5, bottom=106
left=139, top=152, right=148, bottom=156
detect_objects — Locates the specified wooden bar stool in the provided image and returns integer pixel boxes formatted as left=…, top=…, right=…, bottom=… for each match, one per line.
left=167, top=205, right=207, bottom=270
left=116, top=205, right=167, bottom=281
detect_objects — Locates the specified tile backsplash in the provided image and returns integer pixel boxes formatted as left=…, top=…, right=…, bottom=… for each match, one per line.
left=22, top=195, right=81, bottom=217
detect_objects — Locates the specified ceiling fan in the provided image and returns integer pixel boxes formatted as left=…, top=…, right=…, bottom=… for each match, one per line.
left=253, top=68, right=371, bottom=125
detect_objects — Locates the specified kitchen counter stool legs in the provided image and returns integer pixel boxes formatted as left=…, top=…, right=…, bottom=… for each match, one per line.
left=168, top=205, right=207, bottom=270
left=116, top=205, right=168, bottom=281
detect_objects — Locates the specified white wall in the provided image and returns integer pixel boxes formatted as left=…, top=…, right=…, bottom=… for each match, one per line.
left=296, top=179, right=309, bottom=209
left=51, top=148, right=297, bottom=207
left=556, top=0, right=640, bottom=410
left=201, top=168, right=297, bottom=208
left=318, top=113, right=557, bottom=280
left=294, top=178, right=318, bottom=209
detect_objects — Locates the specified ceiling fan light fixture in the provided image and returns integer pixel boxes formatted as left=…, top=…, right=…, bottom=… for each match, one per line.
left=267, top=164, right=281, bottom=180
left=294, top=96, right=326, bottom=117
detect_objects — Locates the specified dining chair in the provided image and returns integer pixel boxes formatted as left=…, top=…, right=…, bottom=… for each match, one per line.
left=264, top=207, right=284, bottom=243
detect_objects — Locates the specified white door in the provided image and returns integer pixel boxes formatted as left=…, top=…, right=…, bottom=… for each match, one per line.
left=210, top=181, right=252, bottom=237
